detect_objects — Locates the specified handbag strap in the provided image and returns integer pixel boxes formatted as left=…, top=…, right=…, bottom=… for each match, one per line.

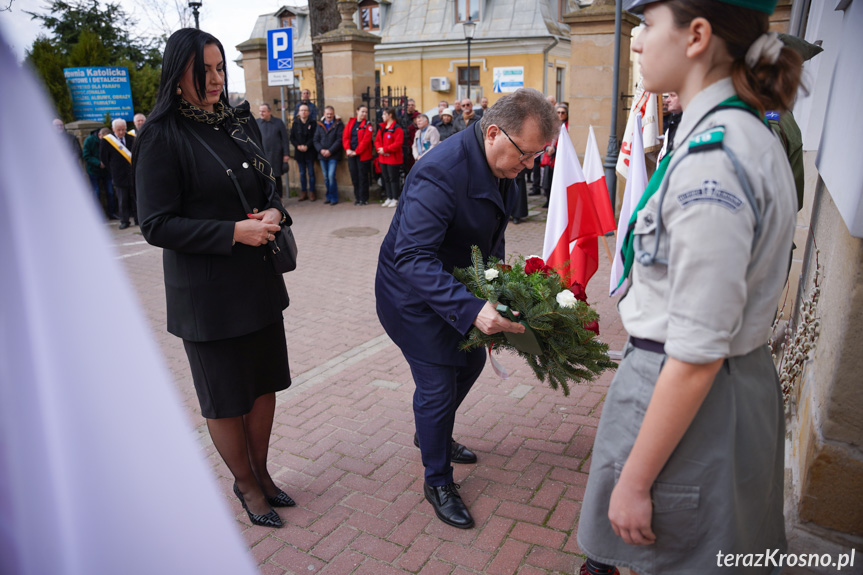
left=183, top=124, right=255, bottom=215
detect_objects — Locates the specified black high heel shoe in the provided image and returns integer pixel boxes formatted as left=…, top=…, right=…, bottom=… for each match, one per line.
left=267, top=489, right=296, bottom=507
left=232, top=483, right=283, bottom=528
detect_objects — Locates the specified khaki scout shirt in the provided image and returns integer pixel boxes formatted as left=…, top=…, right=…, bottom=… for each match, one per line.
left=618, top=78, right=796, bottom=364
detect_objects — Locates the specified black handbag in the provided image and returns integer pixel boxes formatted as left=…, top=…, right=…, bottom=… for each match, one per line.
left=184, top=126, right=298, bottom=274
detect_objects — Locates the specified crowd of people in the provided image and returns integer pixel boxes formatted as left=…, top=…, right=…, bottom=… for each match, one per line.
left=268, top=94, right=504, bottom=207
left=57, top=91, right=533, bottom=215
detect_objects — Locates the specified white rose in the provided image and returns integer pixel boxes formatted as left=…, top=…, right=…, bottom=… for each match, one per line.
left=485, top=268, right=500, bottom=281
left=556, top=289, right=578, bottom=308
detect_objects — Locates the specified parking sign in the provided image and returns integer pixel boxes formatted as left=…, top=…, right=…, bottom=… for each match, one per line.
left=267, top=28, right=294, bottom=86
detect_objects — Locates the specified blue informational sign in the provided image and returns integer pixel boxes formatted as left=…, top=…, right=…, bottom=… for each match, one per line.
left=493, top=67, right=525, bottom=93
left=63, top=67, right=134, bottom=122
left=267, top=28, right=293, bottom=72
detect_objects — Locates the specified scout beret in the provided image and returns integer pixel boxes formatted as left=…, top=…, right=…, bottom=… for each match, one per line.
left=624, top=0, right=778, bottom=15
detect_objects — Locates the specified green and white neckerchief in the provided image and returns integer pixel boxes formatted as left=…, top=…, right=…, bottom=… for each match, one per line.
left=616, top=95, right=763, bottom=289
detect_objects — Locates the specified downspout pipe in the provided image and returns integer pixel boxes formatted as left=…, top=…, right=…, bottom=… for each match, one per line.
left=542, top=37, right=560, bottom=95
left=603, top=0, right=623, bottom=211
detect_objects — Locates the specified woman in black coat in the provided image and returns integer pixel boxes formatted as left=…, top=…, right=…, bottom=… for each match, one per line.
left=135, top=28, right=294, bottom=529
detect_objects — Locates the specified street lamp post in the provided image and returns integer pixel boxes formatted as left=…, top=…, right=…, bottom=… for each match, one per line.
left=462, top=17, right=476, bottom=103
left=189, top=1, right=202, bottom=29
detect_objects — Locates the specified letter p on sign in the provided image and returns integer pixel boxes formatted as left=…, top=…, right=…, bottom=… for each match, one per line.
left=272, top=32, right=289, bottom=59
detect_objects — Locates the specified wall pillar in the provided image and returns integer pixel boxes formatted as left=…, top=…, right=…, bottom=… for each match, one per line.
left=792, top=186, right=863, bottom=539
left=564, top=0, right=639, bottom=207
left=312, top=0, right=381, bottom=200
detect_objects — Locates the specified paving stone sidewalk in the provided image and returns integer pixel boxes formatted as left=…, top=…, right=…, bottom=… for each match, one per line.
left=113, top=192, right=629, bottom=575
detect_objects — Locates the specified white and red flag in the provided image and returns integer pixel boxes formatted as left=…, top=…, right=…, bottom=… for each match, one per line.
left=584, top=126, right=617, bottom=235
left=616, top=81, right=661, bottom=179
left=610, top=114, right=649, bottom=296
left=542, top=125, right=606, bottom=290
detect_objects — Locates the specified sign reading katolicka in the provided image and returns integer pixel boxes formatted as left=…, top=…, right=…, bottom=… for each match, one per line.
left=63, top=67, right=134, bottom=122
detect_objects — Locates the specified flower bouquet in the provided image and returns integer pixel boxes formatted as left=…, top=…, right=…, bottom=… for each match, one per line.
left=452, top=246, right=616, bottom=396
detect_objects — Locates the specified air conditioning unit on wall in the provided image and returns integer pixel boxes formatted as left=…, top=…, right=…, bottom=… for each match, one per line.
left=430, top=77, right=451, bottom=92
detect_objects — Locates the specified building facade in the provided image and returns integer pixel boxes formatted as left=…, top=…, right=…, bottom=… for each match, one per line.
left=238, top=0, right=573, bottom=119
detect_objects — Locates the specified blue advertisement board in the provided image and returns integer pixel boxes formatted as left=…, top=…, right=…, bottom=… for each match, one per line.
left=63, top=66, right=134, bottom=122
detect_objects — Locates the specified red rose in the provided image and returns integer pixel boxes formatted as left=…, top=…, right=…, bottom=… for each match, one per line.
left=570, top=281, right=587, bottom=302
left=524, top=257, right=545, bottom=275
left=583, top=320, right=600, bottom=336
left=541, top=265, right=556, bottom=277
left=497, top=263, right=513, bottom=272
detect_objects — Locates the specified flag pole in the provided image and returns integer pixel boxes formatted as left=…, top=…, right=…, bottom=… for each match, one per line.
left=600, top=235, right=614, bottom=265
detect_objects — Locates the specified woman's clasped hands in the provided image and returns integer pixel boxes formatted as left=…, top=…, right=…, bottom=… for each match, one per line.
left=233, top=208, right=283, bottom=246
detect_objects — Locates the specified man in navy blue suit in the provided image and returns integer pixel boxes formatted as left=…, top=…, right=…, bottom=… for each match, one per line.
left=375, top=88, right=557, bottom=529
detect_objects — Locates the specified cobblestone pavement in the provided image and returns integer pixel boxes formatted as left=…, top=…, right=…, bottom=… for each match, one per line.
left=113, top=191, right=629, bottom=575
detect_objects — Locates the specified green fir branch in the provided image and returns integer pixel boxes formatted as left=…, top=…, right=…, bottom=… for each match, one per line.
left=452, top=246, right=616, bottom=396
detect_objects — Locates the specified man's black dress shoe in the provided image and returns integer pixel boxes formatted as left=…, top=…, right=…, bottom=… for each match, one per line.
left=424, top=482, right=474, bottom=529
left=413, top=432, right=478, bottom=464
left=118, top=222, right=130, bottom=230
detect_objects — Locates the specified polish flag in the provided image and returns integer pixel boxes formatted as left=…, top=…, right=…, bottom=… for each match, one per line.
left=616, top=81, right=661, bottom=179
left=610, top=114, right=649, bottom=296
left=542, top=125, right=604, bottom=290
left=584, top=126, right=617, bottom=235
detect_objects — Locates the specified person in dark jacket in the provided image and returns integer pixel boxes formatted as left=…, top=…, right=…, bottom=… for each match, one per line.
left=135, top=28, right=294, bottom=529
left=436, top=108, right=457, bottom=141
left=290, top=103, right=317, bottom=201
left=343, top=104, right=374, bottom=205
left=453, top=98, right=480, bottom=132
left=83, top=127, right=117, bottom=218
left=293, top=89, right=318, bottom=122
left=257, top=103, right=290, bottom=198
left=100, top=118, right=136, bottom=228
left=431, top=100, right=448, bottom=127
left=375, top=88, right=556, bottom=529
left=397, top=98, right=419, bottom=177
left=313, top=105, right=344, bottom=205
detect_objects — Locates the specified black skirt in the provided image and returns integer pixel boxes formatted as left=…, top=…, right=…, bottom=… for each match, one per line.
left=183, top=321, right=291, bottom=419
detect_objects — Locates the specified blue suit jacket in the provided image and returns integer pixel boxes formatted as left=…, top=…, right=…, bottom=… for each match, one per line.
left=375, top=123, right=516, bottom=365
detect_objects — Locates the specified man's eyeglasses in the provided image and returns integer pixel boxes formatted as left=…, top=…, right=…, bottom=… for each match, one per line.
left=498, top=126, right=544, bottom=162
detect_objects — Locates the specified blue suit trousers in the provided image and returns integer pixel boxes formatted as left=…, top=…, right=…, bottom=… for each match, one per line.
left=404, top=348, right=486, bottom=486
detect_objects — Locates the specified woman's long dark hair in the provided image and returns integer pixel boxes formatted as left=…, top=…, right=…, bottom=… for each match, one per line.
left=132, top=28, right=229, bottom=183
